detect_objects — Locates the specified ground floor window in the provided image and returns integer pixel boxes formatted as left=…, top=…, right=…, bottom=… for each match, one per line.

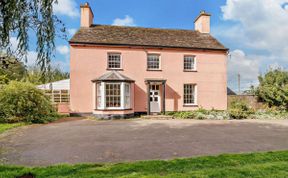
left=105, top=83, right=121, bottom=108
left=184, top=84, right=196, bottom=105
left=96, top=82, right=131, bottom=110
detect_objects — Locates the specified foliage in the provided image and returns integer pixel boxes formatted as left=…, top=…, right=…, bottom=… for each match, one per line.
left=0, top=53, right=27, bottom=82
left=166, top=108, right=229, bottom=120
left=0, top=123, right=25, bottom=134
left=256, top=69, right=288, bottom=110
left=243, top=85, right=256, bottom=95
left=228, top=99, right=254, bottom=119
left=23, top=65, right=69, bottom=85
left=249, top=110, right=288, bottom=120
left=0, top=151, right=288, bottom=178
left=0, top=81, right=59, bottom=123
left=0, top=0, right=66, bottom=74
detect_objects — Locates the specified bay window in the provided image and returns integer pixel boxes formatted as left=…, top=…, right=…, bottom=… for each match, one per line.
left=96, top=82, right=131, bottom=110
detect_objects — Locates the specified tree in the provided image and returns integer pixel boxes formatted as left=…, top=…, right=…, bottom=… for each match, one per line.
left=0, top=53, right=27, bottom=83
left=0, top=0, right=65, bottom=74
left=24, top=65, right=69, bottom=85
left=256, top=69, right=288, bottom=110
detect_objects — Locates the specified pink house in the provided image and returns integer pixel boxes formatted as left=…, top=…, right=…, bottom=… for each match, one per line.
left=69, top=3, right=228, bottom=118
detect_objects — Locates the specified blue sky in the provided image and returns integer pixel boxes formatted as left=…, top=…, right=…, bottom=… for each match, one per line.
left=22, top=0, right=288, bottom=92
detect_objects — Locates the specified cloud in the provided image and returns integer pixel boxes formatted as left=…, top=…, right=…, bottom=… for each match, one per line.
left=56, top=45, right=69, bottom=55
left=112, top=15, right=136, bottom=26
left=67, top=28, right=77, bottom=36
left=216, top=0, right=288, bottom=91
left=53, top=0, right=79, bottom=18
left=283, top=2, right=288, bottom=10
left=221, top=0, right=288, bottom=57
left=227, top=50, right=261, bottom=91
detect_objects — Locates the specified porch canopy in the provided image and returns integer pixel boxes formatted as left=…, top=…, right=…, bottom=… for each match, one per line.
left=92, top=71, right=134, bottom=110
left=145, top=78, right=166, bottom=115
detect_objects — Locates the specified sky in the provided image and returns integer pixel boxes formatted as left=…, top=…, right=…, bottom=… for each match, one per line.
left=15, top=0, right=288, bottom=92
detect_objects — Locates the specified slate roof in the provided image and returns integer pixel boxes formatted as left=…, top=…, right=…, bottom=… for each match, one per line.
left=92, top=71, right=134, bottom=82
left=70, top=25, right=228, bottom=51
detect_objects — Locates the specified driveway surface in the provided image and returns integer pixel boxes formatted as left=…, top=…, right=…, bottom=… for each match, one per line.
left=0, top=118, right=288, bottom=166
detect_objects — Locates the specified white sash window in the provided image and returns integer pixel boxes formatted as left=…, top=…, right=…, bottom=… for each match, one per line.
left=96, top=82, right=131, bottom=110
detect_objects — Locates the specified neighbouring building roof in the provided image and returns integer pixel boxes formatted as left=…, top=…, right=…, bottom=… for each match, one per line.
left=70, top=25, right=228, bottom=51
left=227, top=87, right=237, bottom=95
left=37, top=79, right=70, bottom=90
left=92, top=71, right=135, bottom=82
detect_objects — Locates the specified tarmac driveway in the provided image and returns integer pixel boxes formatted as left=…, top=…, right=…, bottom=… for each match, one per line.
left=0, top=118, right=288, bottom=166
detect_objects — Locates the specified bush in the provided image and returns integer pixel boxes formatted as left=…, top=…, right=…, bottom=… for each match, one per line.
left=166, top=109, right=229, bottom=120
left=256, top=69, right=288, bottom=110
left=0, top=81, right=59, bottom=123
left=228, top=100, right=254, bottom=119
left=249, top=110, right=288, bottom=120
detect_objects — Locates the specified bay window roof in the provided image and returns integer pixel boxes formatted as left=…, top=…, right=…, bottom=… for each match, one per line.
left=92, top=71, right=134, bottom=83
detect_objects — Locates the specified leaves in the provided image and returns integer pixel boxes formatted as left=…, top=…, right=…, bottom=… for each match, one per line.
left=256, top=69, right=288, bottom=110
left=0, top=81, right=58, bottom=123
left=0, top=0, right=65, bottom=74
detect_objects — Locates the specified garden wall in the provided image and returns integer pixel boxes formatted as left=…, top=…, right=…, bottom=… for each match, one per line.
left=228, top=95, right=265, bottom=110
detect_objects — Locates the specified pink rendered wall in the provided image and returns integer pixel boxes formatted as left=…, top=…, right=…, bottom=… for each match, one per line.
left=70, top=45, right=227, bottom=113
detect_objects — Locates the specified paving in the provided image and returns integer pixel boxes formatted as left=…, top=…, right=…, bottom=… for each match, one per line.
left=0, top=118, right=287, bottom=166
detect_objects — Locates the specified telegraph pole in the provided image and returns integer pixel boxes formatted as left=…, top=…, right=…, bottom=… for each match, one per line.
left=237, top=73, right=241, bottom=94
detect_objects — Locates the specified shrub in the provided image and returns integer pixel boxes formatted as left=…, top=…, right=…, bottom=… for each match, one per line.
left=228, top=100, right=254, bottom=119
left=256, top=69, right=288, bottom=110
left=166, top=109, right=229, bottom=120
left=0, top=81, right=59, bottom=123
left=249, top=110, right=288, bottom=120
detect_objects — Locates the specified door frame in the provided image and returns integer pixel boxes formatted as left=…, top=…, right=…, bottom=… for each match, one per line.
left=145, top=79, right=166, bottom=115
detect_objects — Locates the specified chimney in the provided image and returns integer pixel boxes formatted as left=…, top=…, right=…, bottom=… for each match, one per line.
left=80, top=2, right=94, bottom=27
left=194, top=11, right=211, bottom=33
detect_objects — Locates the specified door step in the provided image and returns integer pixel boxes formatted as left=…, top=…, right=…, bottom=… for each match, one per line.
left=141, top=115, right=174, bottom=120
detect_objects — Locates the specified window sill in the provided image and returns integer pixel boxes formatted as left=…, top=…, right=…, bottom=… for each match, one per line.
left=147, top=69, right=162, bottom=72
left=183, top=104, right=198, bottom=107
left=183, top=70, right=197, bottom=72
left=106, top=68, right=124, bottom=71
left=94, top=108, right=133, bottom=111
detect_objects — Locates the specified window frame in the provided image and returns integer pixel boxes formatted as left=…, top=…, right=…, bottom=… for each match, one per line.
left=183, top=55, right=197, bottom=72
left=107, top=53, right=122, bottom=70
left=105, top=83, right=122, bottom=109
left=147, top=53, right=161, bottom=71
left=96, top=82, right=132, bottom=110
left=183, top=84, right=197, bottom=106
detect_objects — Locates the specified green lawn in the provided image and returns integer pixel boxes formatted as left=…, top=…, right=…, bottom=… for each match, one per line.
left=0, top=123, right=25, bottom=134
left=0, top=151, right=287, bottom=178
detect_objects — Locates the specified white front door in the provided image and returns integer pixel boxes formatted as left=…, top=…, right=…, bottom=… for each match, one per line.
left=150, top=84, right=160, bottom=113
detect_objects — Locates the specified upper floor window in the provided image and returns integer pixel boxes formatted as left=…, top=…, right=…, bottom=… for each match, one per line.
left=183, top=84, right=197, bottom=105
left=108, top=53, right=121, bottom=69
left=147, top=54, right=160, bottom=70
left=184, top=55, right=196, bottom=71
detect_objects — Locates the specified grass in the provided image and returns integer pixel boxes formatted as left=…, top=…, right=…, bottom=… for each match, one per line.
left=0, top=123, right=26, bottom=134
left=0, top=151, right=287, bottom=178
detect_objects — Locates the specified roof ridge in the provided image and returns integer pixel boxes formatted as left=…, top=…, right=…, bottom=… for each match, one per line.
left=90, top=24, right=200, bottom=33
